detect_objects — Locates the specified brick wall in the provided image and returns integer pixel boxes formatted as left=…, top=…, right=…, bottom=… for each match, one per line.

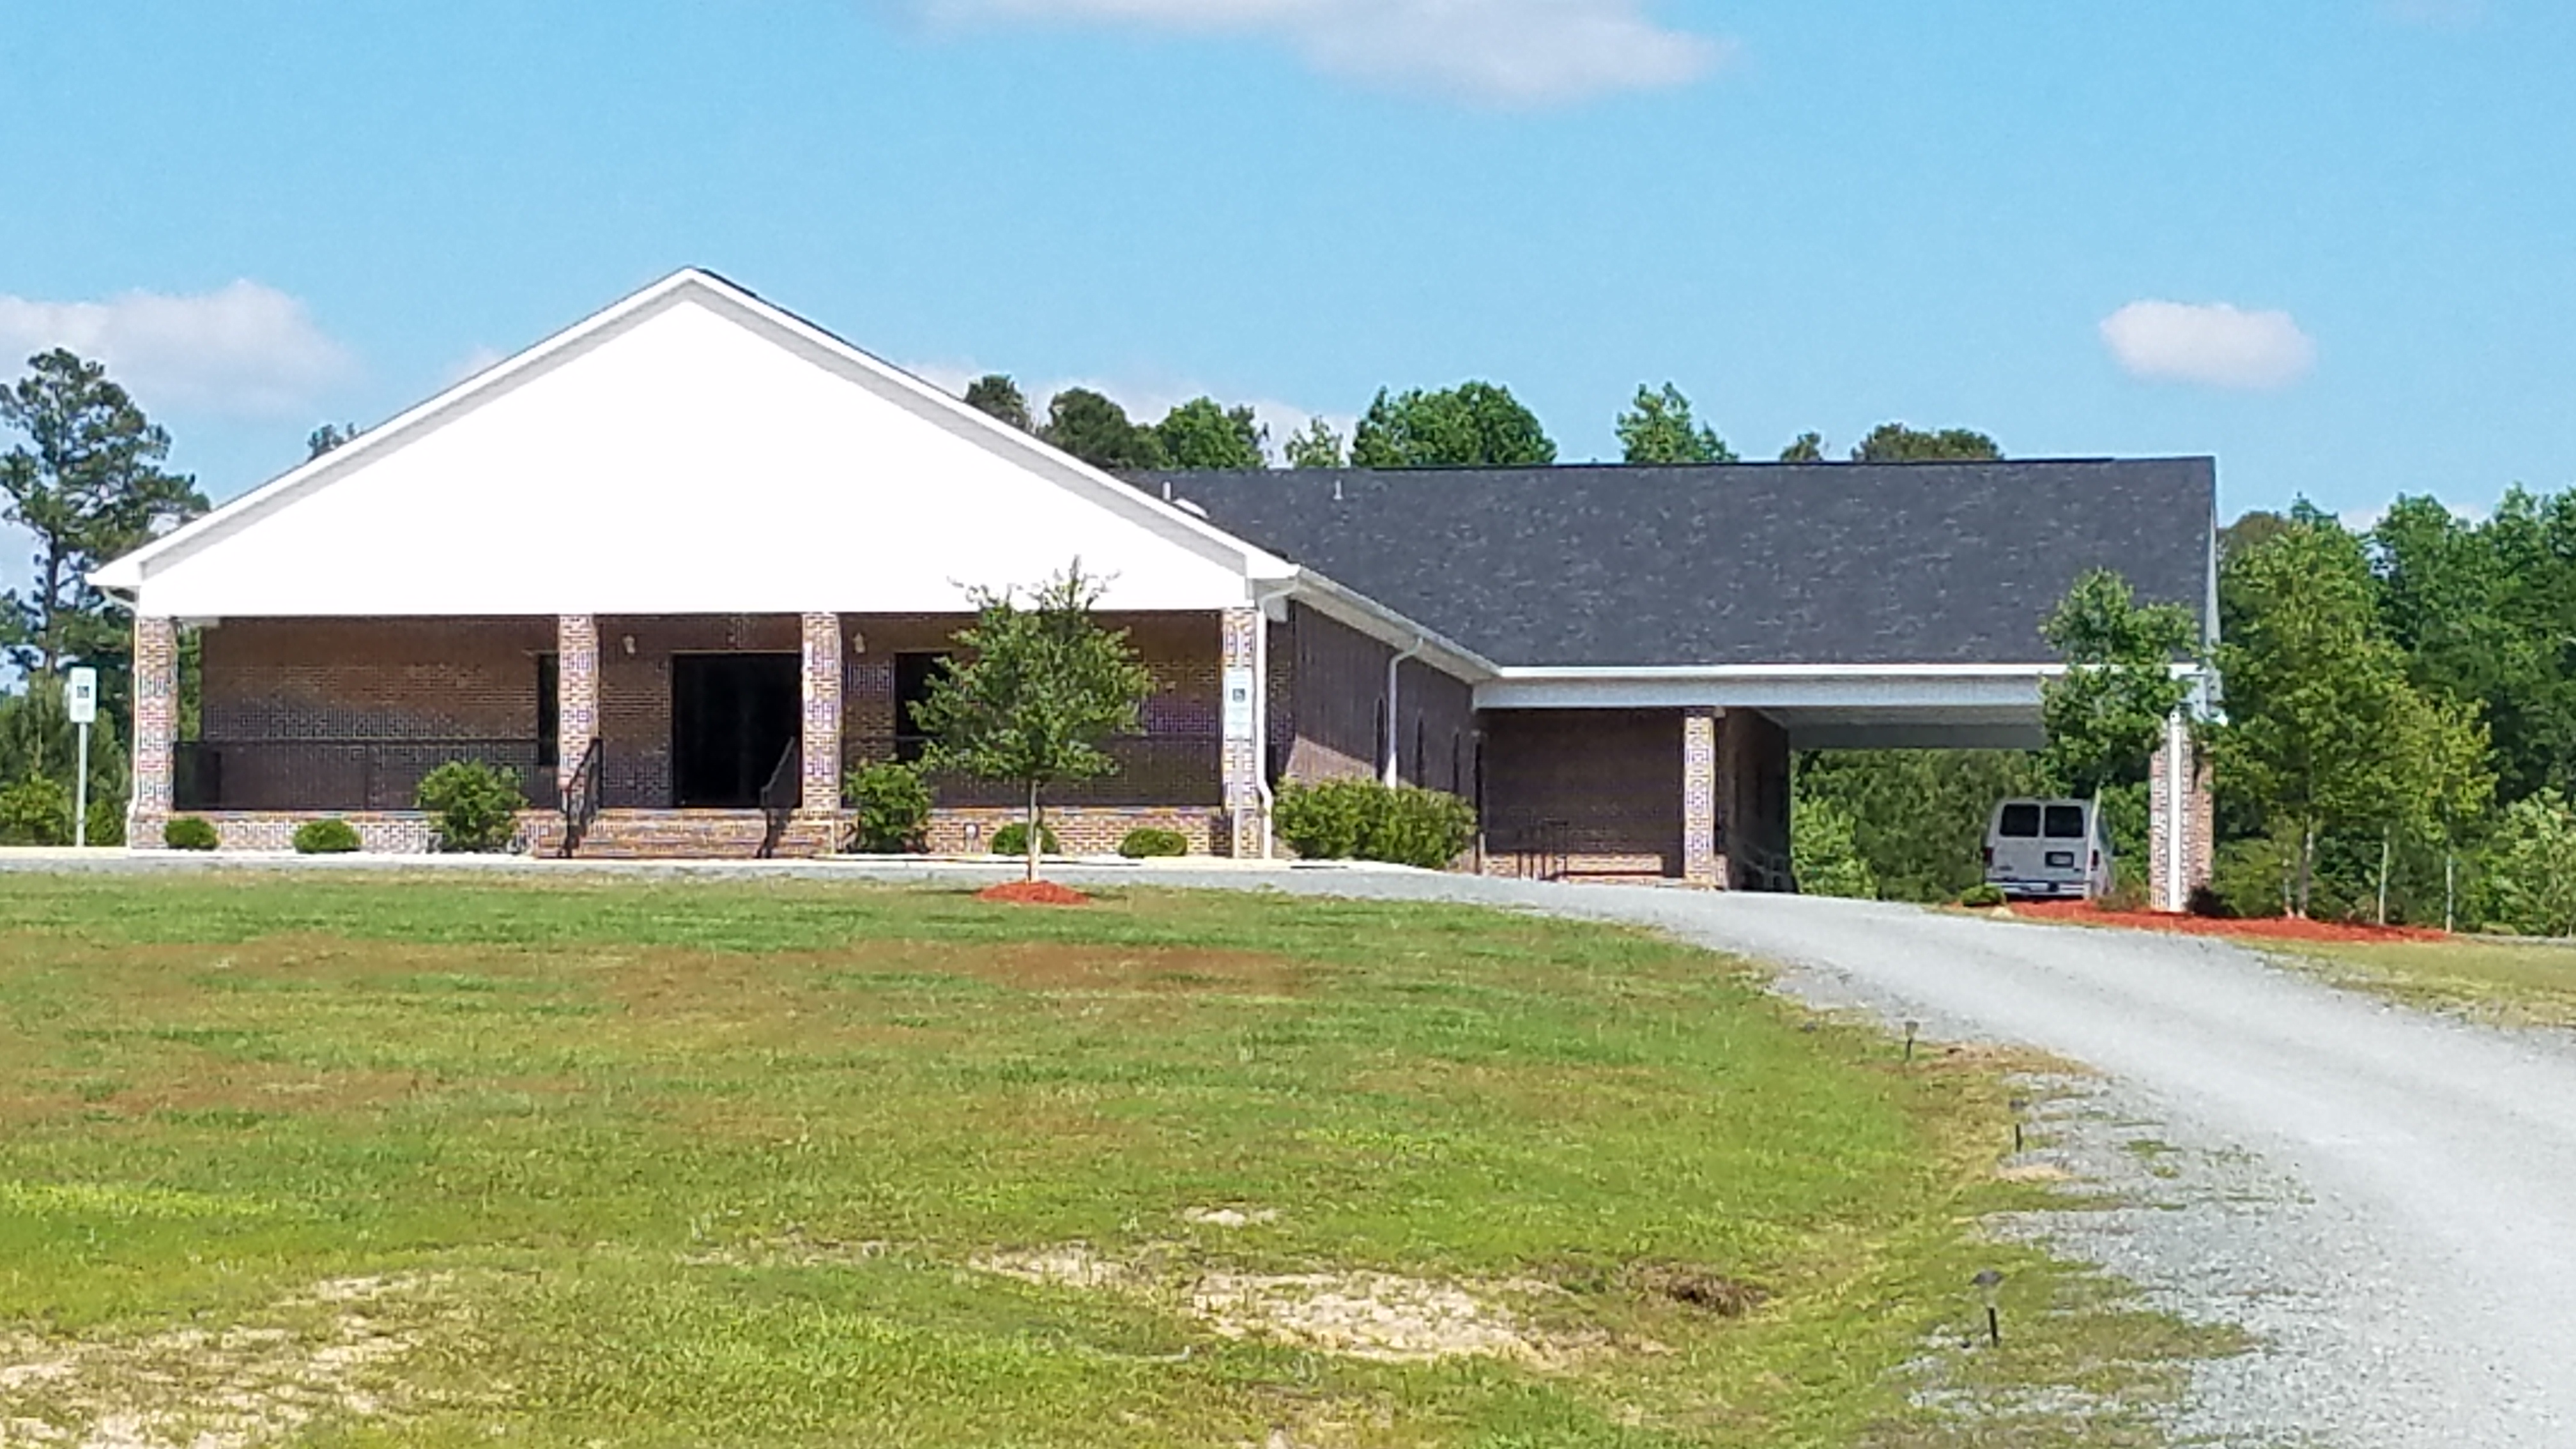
left=1273, top=604, right=1475, bottom=794
left=1480, top=709, right=1683, bottom=879
left=1719, top=710, right=1791, bottom=890
left=838, top=613, right=1222, bottom=747
left=203, top=617, right=555, bottom=741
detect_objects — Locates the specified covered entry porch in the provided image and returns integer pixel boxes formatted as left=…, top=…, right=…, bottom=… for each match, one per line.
left=142, top=608, right=1259, bottom=857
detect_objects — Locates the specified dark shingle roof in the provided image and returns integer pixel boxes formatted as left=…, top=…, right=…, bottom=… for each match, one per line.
left=1138, top=459, right=2216, bottom=668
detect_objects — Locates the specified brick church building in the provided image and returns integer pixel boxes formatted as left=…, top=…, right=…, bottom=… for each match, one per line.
left=93, top=270, right=2218, bottom=902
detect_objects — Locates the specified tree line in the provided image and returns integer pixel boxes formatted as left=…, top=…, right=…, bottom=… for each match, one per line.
left=959, top=372, right=2000, bottom=472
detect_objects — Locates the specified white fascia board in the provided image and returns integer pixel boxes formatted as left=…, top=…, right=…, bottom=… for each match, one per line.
left=1475, top=664, right=2059, bottom=712
left=93, top=268, right=1294, bottom=610
left=1286, top=570, right=1498, bottom=684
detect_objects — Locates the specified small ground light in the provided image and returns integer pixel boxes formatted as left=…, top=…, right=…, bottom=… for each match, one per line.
left=1903, top=1019, right=1920, bottom=1062
left=2009, top=1097, right=2030, bottom=1153
left=1974, top=1269, right=2005, bottom=1347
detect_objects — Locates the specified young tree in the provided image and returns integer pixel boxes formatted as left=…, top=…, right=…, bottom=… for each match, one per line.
left=963, top=374, right=1033, bottom=431
left=1777, top=431, right=1828, bottom=463
left=914, top=562, right=1153, bottom=882
left=1039, top=388, right=1167, bottom=470
left=2212, top=521, right=2432, bottom=916
left=1849, top=423, right=2002, bottom=463
left=2040, top=569, right=2202, bottom=799
left=2487, top=790, right=2576, bottom=937
left=1281, top=416, right=1346, bottom=470
left=1350, top=383, right=1554, bottom=468
left=1, top=350, right=208, bottom=693
left=1154, top=397, right=1266, bottom=470
left=1615, top=383, right=1736, bottom=464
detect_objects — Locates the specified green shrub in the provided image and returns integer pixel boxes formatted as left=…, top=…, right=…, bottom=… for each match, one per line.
left=85, top=796, right=126, bottom=847
left=293, top=818, right=362, bottom=854
left=163, top=816, right=220, bottom=851
left=1792, top=795, right=1878, bottom=899
left=844, top=761, right=933, bottom=854
left=1117, top=827, right=1190, bottom=859
left=0, top=774, right=72, bottom=846
left=1274, top=779, right=1475, bottom=870
left=415, top=760, right=527, bottom=854
left=2209, top=833, right=2295, bottom=920
left=1958, top=883, right=2008, bottom=908
left=2485, top=790, right=2576, bottom=937
left=990, top=820, right=1061, bottom=857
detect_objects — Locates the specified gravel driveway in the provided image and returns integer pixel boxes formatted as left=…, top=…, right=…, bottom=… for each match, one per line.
left=10, top=854, right=2573, bottom=1443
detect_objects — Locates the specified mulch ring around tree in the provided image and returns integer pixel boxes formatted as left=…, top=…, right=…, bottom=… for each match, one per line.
left=976, top=880, right=1092, bottom=907
left=2005, top=899, right=2444, bottom=943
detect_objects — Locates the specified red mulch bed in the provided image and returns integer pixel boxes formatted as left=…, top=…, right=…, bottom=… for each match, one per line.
left=976, top=880, right=1092, bottom=907
left=2000, top=898, right=2444, bottom=943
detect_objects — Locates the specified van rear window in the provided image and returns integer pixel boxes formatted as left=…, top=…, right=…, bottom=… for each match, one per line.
left=1998, top=804, right=2041, bottom=838
left=2044, top=805, right=2087, bottom=839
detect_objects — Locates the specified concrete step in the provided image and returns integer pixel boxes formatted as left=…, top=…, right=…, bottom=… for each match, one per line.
left=528, top=809, right=839, bottom=861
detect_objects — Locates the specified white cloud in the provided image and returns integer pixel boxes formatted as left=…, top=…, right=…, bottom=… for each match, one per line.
left=2099, top=300, right=2317, bottom=391
left=911, top=0, right=1726, bottom=105
left=0, top=280, right=355, bottom=417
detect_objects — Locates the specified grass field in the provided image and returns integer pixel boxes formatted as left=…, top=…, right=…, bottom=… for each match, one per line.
left=0, top=874, right=2216, bottom=1447
left=2269, top=934, right=2576, bottom=1030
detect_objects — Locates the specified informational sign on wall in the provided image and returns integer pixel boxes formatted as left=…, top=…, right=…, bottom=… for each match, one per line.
left=66, top=667, right=96, bottom=724
left=1222, top=667, right=1255, bottom=740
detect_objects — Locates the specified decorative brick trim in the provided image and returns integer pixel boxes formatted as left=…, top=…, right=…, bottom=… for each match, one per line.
left=155, top=809, right=556, bottom=855
left=2149, top=714, right=2215, bottom=912
left=556, top=614, right=599, bottom=796
left=1218, top=607, right=1262, bottom=858
left=1681, top=706, right=1721, bottom=886
left=130, top=616, right=178, bottom=845
left=801, top=612, right=843, bottom=813
left=926, top=806, right=1223, bottom=857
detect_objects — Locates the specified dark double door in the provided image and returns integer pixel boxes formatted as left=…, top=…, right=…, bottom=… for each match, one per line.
left=672, top=654, right=800, bottom=808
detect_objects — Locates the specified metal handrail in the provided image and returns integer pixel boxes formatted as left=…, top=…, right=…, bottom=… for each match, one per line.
left=757, top=737, right=802, bottom=859
left=558, top=738, right=604, bottom=859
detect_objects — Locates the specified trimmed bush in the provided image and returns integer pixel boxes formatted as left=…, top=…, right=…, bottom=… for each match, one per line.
left=415, top=760, right=527, bottom=854
left=164, top=816, right=220, bottom=851
left=293, top=818, right=362, bottom=855
left=1274, top=779, right=1476, bottom=871
left=990, top=820, right=1061, bottom=857
left=1117, top=827, right=1190, bottom=859
left=0, top=774, right=71, bottom=846
left=845, top=761, right=933, bottom=854
left=1958, top=883, right=2008, bottom=908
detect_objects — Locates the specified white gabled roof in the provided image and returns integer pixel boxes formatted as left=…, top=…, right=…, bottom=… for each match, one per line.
left=95, top=269, right=1296, bottom=618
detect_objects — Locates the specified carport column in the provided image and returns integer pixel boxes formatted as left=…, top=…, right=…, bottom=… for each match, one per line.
left=131, top=614, right=178, bottom=844
left=1220, top=607, right=1263, bottom=858
left=801, top=612, right=843, bottom=815
left=556, top=614, right=599, bottom=798
left=1681, top=706, right=1722, bottom=887
left=2149, top=709, right=2213, bottom=912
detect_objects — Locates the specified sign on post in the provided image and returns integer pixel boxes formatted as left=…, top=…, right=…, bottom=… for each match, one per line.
left=1222, top=666, right=1255, bottom=740
left=67, top=667, right=96, bottom=848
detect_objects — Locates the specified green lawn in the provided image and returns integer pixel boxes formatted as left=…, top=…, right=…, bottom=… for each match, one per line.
left=2270, top=935, right=2576, bottom=1029
left=0, top=875, right=2211, bottom=1446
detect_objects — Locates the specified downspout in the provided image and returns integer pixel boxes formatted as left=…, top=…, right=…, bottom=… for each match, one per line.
left=1250, top=585, right=1292, bottom=859
left=1383, top=635, right=1426, bottom=787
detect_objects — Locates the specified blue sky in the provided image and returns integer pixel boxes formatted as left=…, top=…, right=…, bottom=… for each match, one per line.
left=1, top=0, right=2570, bottom=561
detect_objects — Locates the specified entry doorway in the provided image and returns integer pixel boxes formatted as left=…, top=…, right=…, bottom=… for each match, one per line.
left=672, top=654, right=801, bottom=808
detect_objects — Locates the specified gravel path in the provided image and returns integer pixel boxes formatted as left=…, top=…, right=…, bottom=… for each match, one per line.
left=11, top=854, right=2575, bottom=1443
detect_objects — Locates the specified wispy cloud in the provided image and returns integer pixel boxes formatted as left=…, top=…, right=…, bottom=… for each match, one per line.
left=0, top=280, right=355, bottom=418
left=2099, top=300, right=2317, bottom=391
left=908, top=0, right=1727, bottom=106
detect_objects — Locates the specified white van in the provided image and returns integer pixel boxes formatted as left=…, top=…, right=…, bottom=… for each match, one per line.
left=1984, top=798, right=2114, bottom=900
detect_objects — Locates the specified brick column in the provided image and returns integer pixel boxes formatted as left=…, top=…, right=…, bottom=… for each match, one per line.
left=1681, top=706, right=1722, bottom=886
left=131, top=615, right=178, bottom=845
left=2149, top=710, right=2214, bottom=912
left=801, top=612, right=843, bottom=815
left=556, top=614, right=599, bottom=798
left=1220, top=607, right=1263, bottom=858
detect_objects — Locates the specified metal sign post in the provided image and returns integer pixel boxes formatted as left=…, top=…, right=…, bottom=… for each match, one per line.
left=67, top=667, right=96, bottom=848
